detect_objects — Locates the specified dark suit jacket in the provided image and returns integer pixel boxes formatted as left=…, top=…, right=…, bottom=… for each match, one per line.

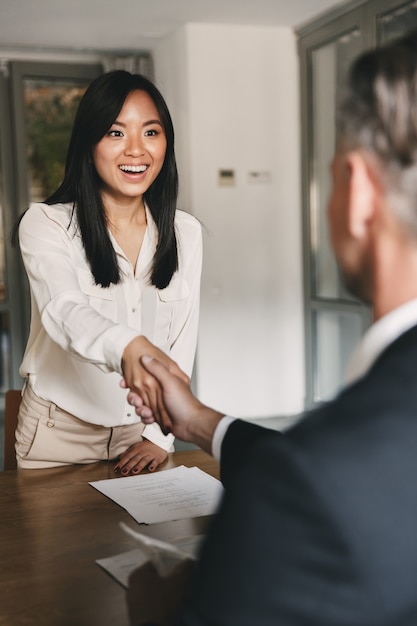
left=177, top=325, right=417, bottom=625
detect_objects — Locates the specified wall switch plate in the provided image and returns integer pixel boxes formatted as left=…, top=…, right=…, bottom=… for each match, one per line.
left=247, top=170, right=271, bottom=183
left=218, top=168, right=235, bottom=186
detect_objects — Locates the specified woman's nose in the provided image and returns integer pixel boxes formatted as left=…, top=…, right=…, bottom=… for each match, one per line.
left=125, top=133, right=144, bottom=156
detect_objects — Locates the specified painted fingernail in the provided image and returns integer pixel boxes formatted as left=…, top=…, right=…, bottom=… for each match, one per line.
left=114, top=466, right=120, bottom=473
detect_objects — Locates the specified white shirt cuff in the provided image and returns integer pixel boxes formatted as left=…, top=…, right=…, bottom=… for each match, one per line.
left=212, top=416, right=236, bottom=461
left=142, top=423, right=175, bottom=452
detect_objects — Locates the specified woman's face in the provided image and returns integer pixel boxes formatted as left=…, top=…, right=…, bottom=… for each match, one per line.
left=93, top=89, right=167, bottom=205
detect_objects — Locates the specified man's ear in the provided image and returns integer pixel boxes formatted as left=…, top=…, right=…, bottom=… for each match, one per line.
left=346, top=151, right=378, bottom=239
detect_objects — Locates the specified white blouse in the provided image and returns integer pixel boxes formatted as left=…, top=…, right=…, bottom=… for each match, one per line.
left=18, top=202, right=202, bottom=450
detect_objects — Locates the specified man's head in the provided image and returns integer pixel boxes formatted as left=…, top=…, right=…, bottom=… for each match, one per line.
left=328, top=31, right=417, bottom=310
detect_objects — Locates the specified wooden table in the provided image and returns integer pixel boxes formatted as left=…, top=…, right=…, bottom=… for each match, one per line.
left=0, top=449, right=219, bottom=626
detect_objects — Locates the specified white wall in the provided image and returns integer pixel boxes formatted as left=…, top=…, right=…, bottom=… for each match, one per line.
left=153, top=24, right=305, bottom=418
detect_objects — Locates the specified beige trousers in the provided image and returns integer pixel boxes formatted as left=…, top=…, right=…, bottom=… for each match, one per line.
left=15, top=384, right=145, bottom=469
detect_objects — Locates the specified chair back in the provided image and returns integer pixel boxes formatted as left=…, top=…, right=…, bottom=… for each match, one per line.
left=4, top=389, right=22, bottom=470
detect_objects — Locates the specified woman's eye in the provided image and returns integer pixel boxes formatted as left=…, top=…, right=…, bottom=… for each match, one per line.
left=144, top=129, right=159, bottom=137
left=108, top=130, right=123, bottom=137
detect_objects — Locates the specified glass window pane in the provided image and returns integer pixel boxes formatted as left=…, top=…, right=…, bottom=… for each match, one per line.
left=313, top=309, right=364, bottom=402
left=311, top=29, right=362, bottom=300
left=0, top=209, right=6, bottom=302
left=23, top=79, right=90, bottom=202
left=0, top=110, right=7, bottom=302
left=379, top=1, right=417, bottom=42
left=0, top=311, right=11, bottom=392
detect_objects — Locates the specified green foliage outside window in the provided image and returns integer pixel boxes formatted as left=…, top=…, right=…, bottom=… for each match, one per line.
left=24, top=82, right=87, bottom=201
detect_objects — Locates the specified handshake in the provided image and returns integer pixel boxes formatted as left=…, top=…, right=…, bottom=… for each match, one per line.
left=121, top=349, right=225, bottom=457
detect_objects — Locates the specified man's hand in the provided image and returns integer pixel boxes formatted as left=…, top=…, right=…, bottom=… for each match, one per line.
left=114, top=440, right=168, bottom=475
left=132, top=355, right=224, bottom=454
left=126, top=559, right=195, bottom=626
left=121, top=336, right=189, bottom=427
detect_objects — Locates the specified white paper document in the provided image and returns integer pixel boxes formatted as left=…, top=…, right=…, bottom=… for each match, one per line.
left=96, top=523, right=204, bottom=586
left=90, top=465, right=224, bottom=524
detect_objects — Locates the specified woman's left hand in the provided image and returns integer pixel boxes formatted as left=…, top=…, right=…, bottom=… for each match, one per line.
left=114, top=440, right=168, bottom=475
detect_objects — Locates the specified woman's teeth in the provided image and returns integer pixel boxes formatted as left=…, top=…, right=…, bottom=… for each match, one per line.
left=119, top=165, right=147, bottom=173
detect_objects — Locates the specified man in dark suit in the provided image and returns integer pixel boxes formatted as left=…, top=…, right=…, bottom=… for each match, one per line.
left=126, top=31, right=417, bottom=625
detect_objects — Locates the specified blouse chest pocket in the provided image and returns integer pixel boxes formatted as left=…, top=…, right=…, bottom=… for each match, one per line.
left=77, top=268, right=117, bottom=322
left=153, top=276, right=190, bottom=347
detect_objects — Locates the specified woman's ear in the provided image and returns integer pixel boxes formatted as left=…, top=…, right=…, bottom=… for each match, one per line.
left=346, top=151, right=379, bottom=240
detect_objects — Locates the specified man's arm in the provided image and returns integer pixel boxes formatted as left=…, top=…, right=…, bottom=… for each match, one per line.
left=128, top=355, right=224, bottom=454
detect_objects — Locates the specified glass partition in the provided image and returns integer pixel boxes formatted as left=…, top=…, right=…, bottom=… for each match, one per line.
left=299, top=0, right=417, bottom=407
left=378, top=1, right=417, bottom=42
left=313, top=308, right=365, bottom=402
left=0, top=82, right=10, bottom=392
left=311, top=29, right=362, bottom=301
left=0, top=127, right=5, bottom=304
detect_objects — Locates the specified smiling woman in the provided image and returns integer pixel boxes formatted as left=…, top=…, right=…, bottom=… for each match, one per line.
left=94, top=90, right=168, bottom=270
left=12, top=71, right=202, bottom=475
left=94, top=91, right=167, bottom=214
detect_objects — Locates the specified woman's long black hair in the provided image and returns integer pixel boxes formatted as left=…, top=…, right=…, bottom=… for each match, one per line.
left=15, top=70, right=178, bottom=289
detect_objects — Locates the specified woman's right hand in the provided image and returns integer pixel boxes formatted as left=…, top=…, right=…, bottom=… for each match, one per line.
left=121, top=336, right=188, bottom=424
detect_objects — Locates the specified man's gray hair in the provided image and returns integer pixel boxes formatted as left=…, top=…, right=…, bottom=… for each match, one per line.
left=337, top=31, right=417, bottom=236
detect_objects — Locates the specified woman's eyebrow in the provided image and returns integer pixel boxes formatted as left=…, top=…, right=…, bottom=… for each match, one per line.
left=112, top=118, right=163, bottom=127
left=144, top=119, right=163, bottom=127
